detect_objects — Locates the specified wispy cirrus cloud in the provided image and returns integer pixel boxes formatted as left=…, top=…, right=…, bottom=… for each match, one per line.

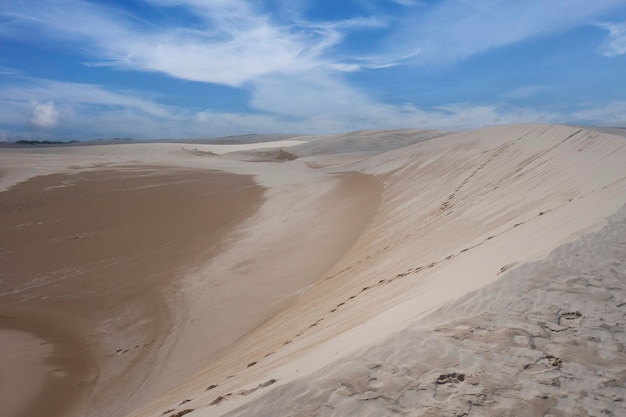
left=0, top=0, right=366, bottom=86
left=598, top=21, right=626, bottom=57
left=2, top=0, right=623, bottom=81
left=382, top=0, right=626, bottom=66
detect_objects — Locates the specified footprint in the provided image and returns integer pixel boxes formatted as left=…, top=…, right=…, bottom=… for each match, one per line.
left=205, top=384, right=218, bottom=391
left=558, top=311, right=582, bottom=325
left=436, top=373, right=466, bottom=384
left=238, top=387, right=257, bottom=396
left=210, top=394, right=232, bottom=406
left=169, top=410, right=194, bottom=417
left=544, top=354, right=562, bottom=368
left=498, top=262, right=519, bottom=275
left=258, top=378, right=277, bottom=388
left=524, top=353, right=563, bottom=373
left=237, top=379, right=278, bottom=397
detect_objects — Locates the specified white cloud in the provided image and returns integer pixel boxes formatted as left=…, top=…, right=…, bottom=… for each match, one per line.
left=0, top=77, right=184, bottom=137
left=598, top=21, right=626, bottom=57
left=28, top=101, right=61, bottom=129
left=0, top=75, right=568, bottom=139
left=0, top=0, right=355, bottom=87
left=249, top=70, right=560, bottom=131
left=3, top=0, right=621, bottom=90
left=2, top=78, right=176, bottom=119
left=571, top=101, right=626, bottom=125
left=251, top=73, right=372, bottom=119
left=382, top=0, right=626, bottom=66
left=3, top=75, right=626, bottom=139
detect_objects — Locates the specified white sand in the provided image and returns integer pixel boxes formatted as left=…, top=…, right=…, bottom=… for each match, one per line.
left=0, top=139, right=307, bottom=192
left=123, top=124, right=626, bottom=417
left=3, top=124, right=626, bottom=417
left=225, top=202, right=626, bottom=416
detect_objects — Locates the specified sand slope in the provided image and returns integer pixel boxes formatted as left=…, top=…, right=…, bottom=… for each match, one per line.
left=128, top=124, right=626, bottom=417
left=225, top=199, right=626, bottom=417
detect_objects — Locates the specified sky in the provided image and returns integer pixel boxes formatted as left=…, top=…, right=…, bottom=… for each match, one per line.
left=1, top=0, right=626, bottom=140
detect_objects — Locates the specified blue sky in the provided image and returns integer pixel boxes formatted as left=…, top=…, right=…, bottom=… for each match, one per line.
left=1, top=0, right=626, bottom=140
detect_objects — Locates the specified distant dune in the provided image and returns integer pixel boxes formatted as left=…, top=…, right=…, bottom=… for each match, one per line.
left=1, top=124, right=625, bottom=417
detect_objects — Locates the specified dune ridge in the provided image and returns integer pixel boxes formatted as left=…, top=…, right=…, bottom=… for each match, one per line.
left=128, top=124, right=626, bottom=417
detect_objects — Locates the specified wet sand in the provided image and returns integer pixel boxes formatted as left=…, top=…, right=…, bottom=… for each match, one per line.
left=0, top=167, right=264, bottom=417
left=1, top=329, right=53, bottom=417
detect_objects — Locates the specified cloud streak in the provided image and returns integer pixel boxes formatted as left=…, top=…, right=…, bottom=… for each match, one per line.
left=3, top=0, right=623, bottom=81
left=382, top=0, right=626, bottom=66
left=1, top=0, right=358, bottom=87
left=598, top=21, right=626, bottom=57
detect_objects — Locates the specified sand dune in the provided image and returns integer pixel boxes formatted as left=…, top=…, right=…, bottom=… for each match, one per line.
left=2, top=124, right=626, bottom=417
left=225, top=203, right=626, bottom=417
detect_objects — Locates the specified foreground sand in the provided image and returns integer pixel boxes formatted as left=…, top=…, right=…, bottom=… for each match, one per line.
left=224, top=203, right=626, bottom=417
left=2, top=124, right=626, bottom=417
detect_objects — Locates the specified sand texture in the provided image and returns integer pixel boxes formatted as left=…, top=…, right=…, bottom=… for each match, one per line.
left=224, top=203, right=626, bottom=417
left=1, top=124, right=626, bottom=417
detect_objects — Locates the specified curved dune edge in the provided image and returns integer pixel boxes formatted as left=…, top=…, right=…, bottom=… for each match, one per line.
left=104, top=170, right=383, bottom=417
left=0, top=139, right=384, bottom=417
left=126, top=124, right=626, bottom=417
